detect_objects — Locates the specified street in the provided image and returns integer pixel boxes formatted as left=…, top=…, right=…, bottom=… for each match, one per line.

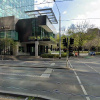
left=0, top=56, right=100, bottom=100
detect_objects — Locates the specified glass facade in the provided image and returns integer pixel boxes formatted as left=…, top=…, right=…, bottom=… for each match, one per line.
left=0, top=0, right=34, bottom=19
left=0, top=31, right=18, bottom=40
left=32, top=19, right=55, bottom=39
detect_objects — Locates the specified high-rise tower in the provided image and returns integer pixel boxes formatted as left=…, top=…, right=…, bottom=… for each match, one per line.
left=0, top=0, right=34, bottom=18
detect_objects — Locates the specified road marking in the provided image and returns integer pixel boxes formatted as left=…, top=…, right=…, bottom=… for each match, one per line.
left=83, top=63, right=100, bottom=74
left=50, top=63, right=55, bottom=66
left=77, top=58, right=100, bottom=75
left=41, top=68, right=53, bottom=78
left=68, top=61, right=91, bottom=100
left=0, top=72, right=39, bottom=77
left=6, top=77, right=21, bottom=80
left=0, top=68, right=53, bottom=78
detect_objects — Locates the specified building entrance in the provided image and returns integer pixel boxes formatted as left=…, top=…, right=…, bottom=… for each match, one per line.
left=27, top=44, right=35, bottom=56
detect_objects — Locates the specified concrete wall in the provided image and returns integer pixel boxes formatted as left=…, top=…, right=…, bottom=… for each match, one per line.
left=15, top=18, right=32, bottom=42
left=0, top=16, right=17, bottom=31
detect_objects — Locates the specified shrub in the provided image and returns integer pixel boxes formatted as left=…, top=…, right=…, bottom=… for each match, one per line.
left=41, top=54, right=59, bottom=58
left=41, top=53, right=68, bottom=58
left=61, top=53, right=67, bottom=57
left=69, top=53, right=74, bottom=56
left=96, top=52, right=100, bottom=55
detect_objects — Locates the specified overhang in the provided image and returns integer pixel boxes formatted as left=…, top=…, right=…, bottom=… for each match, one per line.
left=38, top=15, right=57, bottom=33
left=25, top=8, right=58, bottom=24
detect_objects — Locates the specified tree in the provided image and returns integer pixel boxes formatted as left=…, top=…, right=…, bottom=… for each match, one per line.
left=84, top=28, right=100, bottom=51
left=0, top=38, right=17, bottom=60
left=67, top=21, right=94, bottom=55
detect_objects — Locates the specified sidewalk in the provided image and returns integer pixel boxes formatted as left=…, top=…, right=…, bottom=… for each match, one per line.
left=0, top=57, right=72, bottom=71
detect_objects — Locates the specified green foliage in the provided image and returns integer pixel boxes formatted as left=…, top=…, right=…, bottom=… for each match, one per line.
left=27, top=97, right=35, bottom=100
left=41, top=53, right=67, bottom=58
left=96, top=52, right=100, bottom=55
left=69, top=53, right=74, bottom=56
left=41, top=54, right=59, bottom=58
left=37, top=36, right=40, bottom=39
left=42, top=36, right=50, bottom=39
left=50, top=36, right=56, bottom=43
left=29, top=36, right=41, bottom=40
left=56, top=34, right=67, bottom=49
left=61, top=53, right=67, bottom=57
left=0, top=38, right=17, bottom=52
left=29, top=36, right=36, bottom=40
left=56, top=34, right=59, bottom=42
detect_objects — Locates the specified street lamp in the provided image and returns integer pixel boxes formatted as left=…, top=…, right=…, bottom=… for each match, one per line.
left=59, top=13, right=61, bottom=59
left=53, top=0, right=73, bottom=59
left=54, top=1, right=61, bottom=59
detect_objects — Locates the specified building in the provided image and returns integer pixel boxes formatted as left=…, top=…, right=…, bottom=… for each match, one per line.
left=0, top=0, right=34, bottom=19
left=0, top=1, right=57, bottom=57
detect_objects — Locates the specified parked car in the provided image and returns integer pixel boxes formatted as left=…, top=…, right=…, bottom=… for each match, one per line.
left=88, top=51, right=95, bottom=56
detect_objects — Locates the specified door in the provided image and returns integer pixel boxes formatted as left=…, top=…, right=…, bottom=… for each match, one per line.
left=27, top=44, right=35, bottom=56
left=30, top=46, right=35, bottom=56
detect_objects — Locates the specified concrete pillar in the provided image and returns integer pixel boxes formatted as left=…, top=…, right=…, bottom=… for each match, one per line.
left=13, top=44, right=18, bottom=56
left=35, top=41, right=39, bottom=57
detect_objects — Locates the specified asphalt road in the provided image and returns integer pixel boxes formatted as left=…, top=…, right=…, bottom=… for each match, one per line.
left=0, top=56, right=99, bottom=100
left=69, top=56, right=100, bottom=100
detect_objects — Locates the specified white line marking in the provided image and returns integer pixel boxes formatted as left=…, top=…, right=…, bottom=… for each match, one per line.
left=77, top=58, right=100, bottom=75
left=50, top=63, right=55, bottom=66
left=40, top=74, right=51, bottom=78
left=44, top=68, right=53, bottom=74
left=84, top=63, right=100, bottom=74
left=0, top=68, right=53, bottom=78
left=41, top=68, right=53, bottom=78
left=0, top=72, right=39, bottom=77
left=68, top=61, right=91, bottom=100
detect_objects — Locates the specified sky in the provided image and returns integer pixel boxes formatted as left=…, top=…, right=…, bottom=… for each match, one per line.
left=34, top=0, right=100, bottom=33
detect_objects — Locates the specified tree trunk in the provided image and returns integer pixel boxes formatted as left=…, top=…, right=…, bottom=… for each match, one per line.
left=78, top=46, right=80, bottom=56
left=78, top=49, right=80, bottom=56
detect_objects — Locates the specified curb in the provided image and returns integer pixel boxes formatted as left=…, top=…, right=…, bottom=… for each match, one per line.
left=0, top=90, right=58, bottom=100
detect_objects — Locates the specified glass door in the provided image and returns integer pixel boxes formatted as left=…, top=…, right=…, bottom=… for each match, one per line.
left=30, top=46, right=35, bottom=56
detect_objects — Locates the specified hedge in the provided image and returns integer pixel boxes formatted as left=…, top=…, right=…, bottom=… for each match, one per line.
left=41, top=53, right=67, bottom=58
left=95, top=52, right=100, bottom=55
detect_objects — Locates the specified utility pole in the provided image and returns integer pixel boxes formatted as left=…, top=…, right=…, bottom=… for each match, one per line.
left=66, top=37, right=69, bottom=68
left=54, top=0, right=61, bottom=59
left=53, top=0, right=73, bottom=59
left=59, top=14, right=61, bottom=59
left=62, top=38, right=69, bottom=68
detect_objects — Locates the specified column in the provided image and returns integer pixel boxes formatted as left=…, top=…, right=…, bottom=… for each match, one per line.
left=13, top=44, right=18, bottom=56
left=35, top=41, right=39, bottom=57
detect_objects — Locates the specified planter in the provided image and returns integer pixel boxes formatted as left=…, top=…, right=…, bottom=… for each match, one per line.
left=43, top=39, right=50, bottom=41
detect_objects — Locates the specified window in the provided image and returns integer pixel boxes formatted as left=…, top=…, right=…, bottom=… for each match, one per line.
left=19, top=46, right=24, bottom=52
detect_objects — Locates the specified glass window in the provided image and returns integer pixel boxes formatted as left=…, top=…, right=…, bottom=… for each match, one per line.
left=0, top=32, right=5, bottom=38
left=0, top=0, right=34, bottom=18
left=19, top=46, right=24, bottom=52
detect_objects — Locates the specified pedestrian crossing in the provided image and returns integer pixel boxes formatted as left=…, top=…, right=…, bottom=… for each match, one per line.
left=40, top=68, right=53, bottom=78
left=0, top=67, right=53, bottom=78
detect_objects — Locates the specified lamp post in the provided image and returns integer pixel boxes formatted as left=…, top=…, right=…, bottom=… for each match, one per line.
left=59, top=13, right=61, bottom=59
left=54, top=2, right=61, bottom=59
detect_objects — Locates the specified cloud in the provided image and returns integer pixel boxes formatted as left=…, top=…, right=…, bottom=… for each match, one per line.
left=63, top=11, right=67, bottom=15
left=34, top=0, right=54, bottom=10
left=72, top=0, right=100, bottom=28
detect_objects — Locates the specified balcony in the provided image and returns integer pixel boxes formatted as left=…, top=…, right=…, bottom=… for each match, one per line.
left=28, top=36, right=56, bottom=43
